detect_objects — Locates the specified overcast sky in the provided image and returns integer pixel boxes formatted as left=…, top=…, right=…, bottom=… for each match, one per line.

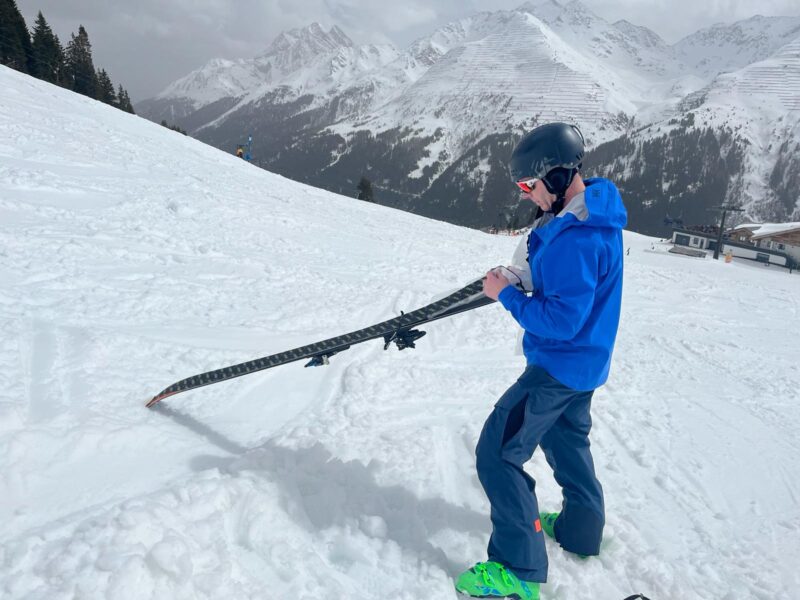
left=16, top=0, right=800, bottom=102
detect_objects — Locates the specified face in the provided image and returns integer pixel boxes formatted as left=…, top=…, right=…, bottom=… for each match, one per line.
left=516, top=178, right=556, bottom=212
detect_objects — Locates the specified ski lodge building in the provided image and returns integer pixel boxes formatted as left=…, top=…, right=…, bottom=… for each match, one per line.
left=670, top=222, right=800, bottom=269
left=729, top=223, right=800, bottom=263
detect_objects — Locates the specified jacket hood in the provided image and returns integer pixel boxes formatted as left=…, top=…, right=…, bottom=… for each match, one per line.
left=534, top=177, right=627, bottom=244
left=578, top=178, right=627, bottom=230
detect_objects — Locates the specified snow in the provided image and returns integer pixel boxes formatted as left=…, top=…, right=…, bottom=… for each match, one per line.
left=335, top=6, right=650, bottom=149
left=3, top=65, right=800, bottom=599
left=746, top=222, right=800, bottom=239
left=673, top=15, right=800, bottom=79
left=156, top=23, right=398, bottom=115
left=637, top=36, right=800, bottom=221
left=148, top=3, right=695, bottom=149
left=156, top=57, right=266, bottom=107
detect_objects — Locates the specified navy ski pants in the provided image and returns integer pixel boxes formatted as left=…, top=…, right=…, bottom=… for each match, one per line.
left=476, top=364, right=605, bottom=582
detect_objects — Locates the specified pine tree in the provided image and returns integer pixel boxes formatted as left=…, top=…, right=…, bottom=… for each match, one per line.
left=30, top=12, right=65, bottom=84
left=356, top=176, right=374, bottom=202
left=115, top=85, right=135, bottom=114
left=65, top=25, right=97, bottom=98
left=0, top=0, right=33, bottom=73
left=95, top=68, right=117, bottom=104
left=160, top=120, right=187, bottom=135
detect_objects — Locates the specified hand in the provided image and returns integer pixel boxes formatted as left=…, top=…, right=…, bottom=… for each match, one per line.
left=483, top=268, right=511, bottom=300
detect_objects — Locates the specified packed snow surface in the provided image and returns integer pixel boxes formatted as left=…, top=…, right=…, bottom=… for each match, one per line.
left=2, top=66, right=799, bottom=599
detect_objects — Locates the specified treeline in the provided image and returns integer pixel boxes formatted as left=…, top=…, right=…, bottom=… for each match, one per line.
left=587, top=124, right=747, bottom=236
left=0, top=0, right=134, bottom=113
left=160, top=120, right=187, bottom=135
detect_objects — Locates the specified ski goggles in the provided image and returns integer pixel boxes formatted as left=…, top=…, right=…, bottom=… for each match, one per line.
left=515, top=178, right=538, bottom=193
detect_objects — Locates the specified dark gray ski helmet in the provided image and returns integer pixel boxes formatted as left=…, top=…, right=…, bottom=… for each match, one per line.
left=509, top=123, right=585, bottom=196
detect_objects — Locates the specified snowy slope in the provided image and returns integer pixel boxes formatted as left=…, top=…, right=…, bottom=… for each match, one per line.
left=3, top=65, right=800, bottom=600
left=343, top=7, right=644, bottom=148
left=674, top=15, right=800, bottom=78
left=699, top=36, right=800, bottom=113
left=519, top=0, right=678, bottom=79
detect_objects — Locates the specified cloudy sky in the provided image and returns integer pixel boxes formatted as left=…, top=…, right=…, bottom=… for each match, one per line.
left=16, top=0, right=800, bottom=102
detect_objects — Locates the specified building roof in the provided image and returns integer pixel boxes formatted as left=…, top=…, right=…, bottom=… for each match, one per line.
left=751, top=222, right=800, bottom=240
left=673, top=227, right=716, bottom=239
left=671, top=228, right=791, bottom=259
left=733, top=222, right=800, bottom=240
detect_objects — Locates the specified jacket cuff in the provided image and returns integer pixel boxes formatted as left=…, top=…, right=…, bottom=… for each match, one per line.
left=498, top=285, right=523, bottom=309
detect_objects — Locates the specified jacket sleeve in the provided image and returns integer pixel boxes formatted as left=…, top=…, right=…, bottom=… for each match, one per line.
left=497, top=234, right=599, bottom=340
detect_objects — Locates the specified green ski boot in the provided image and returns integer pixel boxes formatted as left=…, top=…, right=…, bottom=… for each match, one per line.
left=539, top=512, right=589, bottom=559
left=539, top=512, right=559, bottom=540
left=455, top=561, right=539, bottom=599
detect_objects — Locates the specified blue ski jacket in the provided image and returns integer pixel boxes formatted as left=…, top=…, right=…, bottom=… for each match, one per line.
left=498, top=178, right=627, bottom=391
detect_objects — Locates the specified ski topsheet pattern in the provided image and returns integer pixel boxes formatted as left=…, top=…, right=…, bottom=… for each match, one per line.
left=147, top=277, right=493, bottom=407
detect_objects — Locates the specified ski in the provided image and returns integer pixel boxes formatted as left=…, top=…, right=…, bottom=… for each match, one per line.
left=146, top=277, right=494, bottom=408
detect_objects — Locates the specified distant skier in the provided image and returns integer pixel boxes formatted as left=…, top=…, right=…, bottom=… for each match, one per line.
left=236, top=146, right=244, bottom=159
left=456, top=123, right=627, bottom=600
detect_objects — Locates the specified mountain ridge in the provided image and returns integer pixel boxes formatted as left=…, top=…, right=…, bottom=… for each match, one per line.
left=136, top=11, right=800, bottom=233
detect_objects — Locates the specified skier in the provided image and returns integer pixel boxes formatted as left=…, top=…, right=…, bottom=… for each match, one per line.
left=455, top=123, right=627, bottom=600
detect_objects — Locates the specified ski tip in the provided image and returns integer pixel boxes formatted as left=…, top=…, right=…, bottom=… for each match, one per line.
left=146, top=390, right=174, bottom=408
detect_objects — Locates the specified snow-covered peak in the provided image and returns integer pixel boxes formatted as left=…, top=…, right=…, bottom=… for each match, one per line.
left=273, top=41, right=400, bottom=91
left=514, top=0, right=612, bottom=34
left=152, top=23, right=390, bottom=109
left=406, top=17, right=473, bottom=62
left=399, top=1, right=665, bottom=84
left=514, top=0, right=677, bottom=78
left=515, top=0, right=565, bottom=20
left=352, top=8, right=642, bottom=149
left=612, top=19, right=668, bottom=49
left=255, top=23, right=358, bottom=83
left=156, top=57, right=266, bottom=106
left=261, top=22, right=353, bottom=59
left=674, top=15, right=800, bottom=76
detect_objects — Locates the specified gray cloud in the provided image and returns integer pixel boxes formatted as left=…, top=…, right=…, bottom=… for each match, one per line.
left=16, top=0, right=800, bottom=102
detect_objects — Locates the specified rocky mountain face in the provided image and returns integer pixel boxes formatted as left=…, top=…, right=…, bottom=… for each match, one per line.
left=590, top=34, right=800, bottom=235
left=137, top=4, right=800, bottom=235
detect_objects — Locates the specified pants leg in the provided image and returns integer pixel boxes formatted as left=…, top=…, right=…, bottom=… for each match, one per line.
left=475, top=365, right=583, bottom=582
left=540, top=392, right=605, bottom=555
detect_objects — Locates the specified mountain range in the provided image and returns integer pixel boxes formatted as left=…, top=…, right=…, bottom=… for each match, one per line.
left=136, top=1, right=800, bottom=235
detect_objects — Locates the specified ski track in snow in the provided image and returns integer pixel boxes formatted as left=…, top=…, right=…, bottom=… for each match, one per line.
left=2, top=66, right=800, bottom=599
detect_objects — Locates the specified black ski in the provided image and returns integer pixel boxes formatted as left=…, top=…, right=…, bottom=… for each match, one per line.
left=146, top=278, right=494, bottom=407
